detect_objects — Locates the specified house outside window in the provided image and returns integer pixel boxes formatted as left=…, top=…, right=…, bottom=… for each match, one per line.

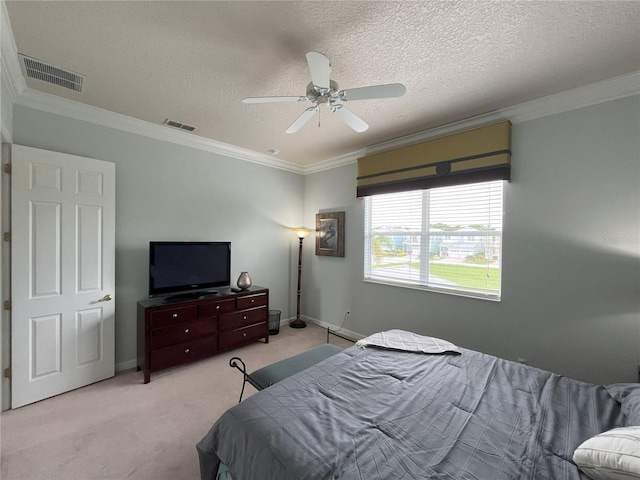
left=364, top=180, right=504, bottom=300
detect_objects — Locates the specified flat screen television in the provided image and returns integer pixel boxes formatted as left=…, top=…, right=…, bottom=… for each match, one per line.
left=149, top=241, right=231, bottom=298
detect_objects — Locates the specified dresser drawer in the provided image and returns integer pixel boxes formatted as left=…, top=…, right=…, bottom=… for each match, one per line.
left=219, top=322, right=267, bottom=349
left=219, top=306, right=267, bottom=331
left=197, top=298, right=236, bottom=317
left=151, top=319, right=217, bottom=349
left=150, top=336, right=217, bottom=372
left=150, top=305, right=197, bottom=328
left=237, top=292, right=267, bottom=310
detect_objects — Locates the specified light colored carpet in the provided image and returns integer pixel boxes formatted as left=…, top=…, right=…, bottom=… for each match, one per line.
left=1, top=323, right=353, bottom=480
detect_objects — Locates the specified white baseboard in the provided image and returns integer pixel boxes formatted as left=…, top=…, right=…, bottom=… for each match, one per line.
left=115, top=359, right=138, bottom=372
left=301, top=315, right=365, bottom=341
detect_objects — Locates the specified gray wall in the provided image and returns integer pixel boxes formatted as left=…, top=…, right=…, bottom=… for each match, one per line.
left=13, top=106, right=305, bottom=369
left=11, top=95, right=640, bottom=385
left=303, top=95, right=640, bottom=385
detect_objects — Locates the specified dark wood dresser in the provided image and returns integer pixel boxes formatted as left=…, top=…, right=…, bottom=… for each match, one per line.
left=137, top=286, right=269, bottom=383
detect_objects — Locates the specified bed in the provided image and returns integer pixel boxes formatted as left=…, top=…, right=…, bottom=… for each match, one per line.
left=197, top=330, right=640, bottom=480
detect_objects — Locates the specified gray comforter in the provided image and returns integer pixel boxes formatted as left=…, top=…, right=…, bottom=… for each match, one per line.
left=197, top=344, right=624, bottom=480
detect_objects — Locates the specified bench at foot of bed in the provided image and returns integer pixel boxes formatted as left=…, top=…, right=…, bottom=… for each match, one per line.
left=229, top=343, right=343, bottom=402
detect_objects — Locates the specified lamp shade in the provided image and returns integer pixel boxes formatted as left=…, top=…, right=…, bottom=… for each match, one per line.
left=292, top=227, right=312, bottom=239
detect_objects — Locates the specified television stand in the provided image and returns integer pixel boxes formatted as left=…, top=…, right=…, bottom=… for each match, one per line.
left=137, top=286, right=269, bottom=383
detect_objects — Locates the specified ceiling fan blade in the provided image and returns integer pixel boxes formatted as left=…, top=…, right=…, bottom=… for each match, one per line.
left=330, top=105, right=369, bottom=132
left=242, top=96, right=308, bottom=104
left=306, top=52, right=330, bottom=91
left=339, top=83, right=406, bottom=101
left=286, top=106, right=319, bottom=134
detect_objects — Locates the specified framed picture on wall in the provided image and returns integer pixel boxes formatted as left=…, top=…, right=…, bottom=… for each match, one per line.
left=316, top=211, right=345, bottom=257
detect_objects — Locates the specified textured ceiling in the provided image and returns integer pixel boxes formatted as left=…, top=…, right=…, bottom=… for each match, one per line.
left=5, top=1, right=640, bottom=166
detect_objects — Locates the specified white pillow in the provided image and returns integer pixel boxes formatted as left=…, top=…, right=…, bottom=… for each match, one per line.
left=573, top=426, right=640, bottom=480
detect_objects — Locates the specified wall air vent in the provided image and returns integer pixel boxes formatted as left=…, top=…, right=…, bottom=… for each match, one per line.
left=163, top=119, right=197, bottom=132
left=18, top=54, right=85, bottom=93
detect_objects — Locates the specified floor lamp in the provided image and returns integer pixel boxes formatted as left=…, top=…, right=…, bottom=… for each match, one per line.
left=291, top=227, right=311, bottom=328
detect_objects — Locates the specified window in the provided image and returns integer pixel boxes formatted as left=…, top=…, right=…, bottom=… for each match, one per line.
left=364, top=180, right=504, bottom=300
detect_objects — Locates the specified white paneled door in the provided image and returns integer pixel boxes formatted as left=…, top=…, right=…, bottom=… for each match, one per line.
left=11, top=145, right=115, bottom=408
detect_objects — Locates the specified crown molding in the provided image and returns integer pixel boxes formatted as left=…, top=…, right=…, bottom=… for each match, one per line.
left=2, top=1, right=303, bottom=172
left=303, top=148, right=365, bottom=174
left=10, top=71, right=640, bottom=176
left=502, top=71, right=640, bottom=124
left=1, top=0, right=25, bottom=102
left=310, top=71, right=640, bottom=173
left=3, top=0, right=637, bottom=178
left=1, top=0, right=24, bottom=141
left=14, top=89, right=306, bottom=174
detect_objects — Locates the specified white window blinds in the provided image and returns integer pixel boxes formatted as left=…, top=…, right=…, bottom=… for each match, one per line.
left=364, top=180, right=504, bottom=300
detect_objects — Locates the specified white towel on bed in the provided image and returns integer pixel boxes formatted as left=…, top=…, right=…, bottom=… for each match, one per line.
left=356, top=329, right=461, bottom=354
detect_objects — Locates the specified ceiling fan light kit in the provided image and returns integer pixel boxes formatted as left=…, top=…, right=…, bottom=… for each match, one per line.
left=242, top=52, right=406, bottom=134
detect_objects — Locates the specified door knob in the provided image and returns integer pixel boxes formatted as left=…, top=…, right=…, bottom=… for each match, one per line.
left=98, top=294, right=113, bottom=302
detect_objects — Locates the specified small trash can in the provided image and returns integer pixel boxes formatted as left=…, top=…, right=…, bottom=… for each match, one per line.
left=268, top=310, right=281, bottom=335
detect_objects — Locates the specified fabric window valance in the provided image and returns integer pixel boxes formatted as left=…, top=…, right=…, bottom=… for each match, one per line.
left=356, top=121, right=511, bottom=197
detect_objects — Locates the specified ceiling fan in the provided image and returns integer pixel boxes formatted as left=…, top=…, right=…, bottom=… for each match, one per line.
left=242, top=52, right=406, bottom=134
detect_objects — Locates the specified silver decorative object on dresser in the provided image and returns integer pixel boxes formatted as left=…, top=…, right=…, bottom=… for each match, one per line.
left=237, top=272, right=252, bottom=290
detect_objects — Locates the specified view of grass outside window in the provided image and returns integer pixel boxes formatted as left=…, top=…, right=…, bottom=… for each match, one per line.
left=364, top=180, right=504, bottom=300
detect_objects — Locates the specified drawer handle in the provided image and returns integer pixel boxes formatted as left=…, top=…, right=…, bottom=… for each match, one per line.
left=243, top=333, right=247, bottom=337
left=250, top=299, right=255, bottom=303
left=184, top=328, right=189, bottom=333
left=216, top=305, right=220, bottom=310
left=172, top=313, right=178, bottom=318
left=243, top=315, right=247, bottom=320
left=185, top=348, right=190, bottom=354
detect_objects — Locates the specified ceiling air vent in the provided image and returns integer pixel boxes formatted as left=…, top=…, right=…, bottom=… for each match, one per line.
left=18, top=54, right=85, bottom=93
left=163, top=119, right=197, bottom=132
